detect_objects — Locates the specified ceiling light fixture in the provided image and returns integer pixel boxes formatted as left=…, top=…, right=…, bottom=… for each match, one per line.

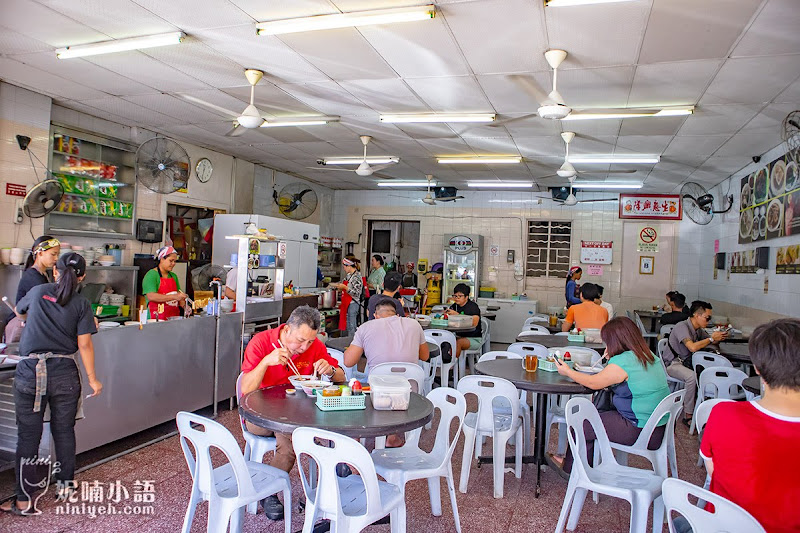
left=256, top=5, right=435, bottom=35
left=377, top=181, right=435, bottom=187
left=568, top=156, right=660, bottom=164
left=438, top=157, right=522, bottom=164
left=322, top=157, right=399, bottom=165
left=380, top=113, right=496, bottom=124
left=572, top=182, right=642, bottom=189
left=545, top=0, right=639, bottom=7
left=261, top=117, right=338, bottom=128
left=56, top=31, right=185, bottom=59
left=562, top=107, right=694, bottom=121
left=468, top=182, right=533, bottom=188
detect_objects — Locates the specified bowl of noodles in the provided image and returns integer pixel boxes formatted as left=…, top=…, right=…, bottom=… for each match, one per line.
left=771, top=160, right=786, bottom=197
left=766, top=198, right=783, bottom=233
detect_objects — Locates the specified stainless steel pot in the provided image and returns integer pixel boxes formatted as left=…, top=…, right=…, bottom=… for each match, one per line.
left=321, top=289, right=336, bottom=309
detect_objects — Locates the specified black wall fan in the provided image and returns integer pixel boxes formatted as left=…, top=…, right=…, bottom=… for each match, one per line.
left=273, top=182, right=318, bottom=220
left=680, top=182, right=733, bottom=225
left=16, top=135, right=65, bottom=218
left=136, top=137, right=191, bottom=194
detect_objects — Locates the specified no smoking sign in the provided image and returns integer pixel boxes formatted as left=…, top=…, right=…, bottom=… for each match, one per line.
left=637, top=226, right=659, bottom=252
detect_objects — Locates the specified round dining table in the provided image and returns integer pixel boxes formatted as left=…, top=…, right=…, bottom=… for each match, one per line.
left=717, top=342, right=750, bottom=364
left=475, top=358, right=593, bottom=497
left=742, top=376, right=761, bottom=395
left=239, top=384, right=434, bottom=439
left=515, top=333, right=606, bottom=352
left=325, top=335, right=440, bottom=358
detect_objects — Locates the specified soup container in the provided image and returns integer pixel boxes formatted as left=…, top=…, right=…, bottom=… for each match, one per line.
left=0, top=249, right=10, bottom=265
left=369, top=374, right=411, bottom=411
left=9, top=248, right=25, bottom=265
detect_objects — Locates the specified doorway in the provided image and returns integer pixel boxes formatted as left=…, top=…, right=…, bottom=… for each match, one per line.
left=166, top=203, right=223, bottom=261
left=367, top=220, right=420, bottom=275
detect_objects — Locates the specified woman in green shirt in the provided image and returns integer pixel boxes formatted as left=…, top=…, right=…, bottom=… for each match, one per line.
left=142, top=246, right=187, bottom=320
left=366, top=254, right=386, bottom=293
left=553, top=316, right=670, bottom=473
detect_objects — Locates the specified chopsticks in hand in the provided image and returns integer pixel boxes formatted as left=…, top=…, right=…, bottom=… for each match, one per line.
left=274, top=340, right=301, bottom=377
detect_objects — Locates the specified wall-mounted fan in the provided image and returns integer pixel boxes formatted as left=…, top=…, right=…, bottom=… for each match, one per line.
left=15, top=135, right=64, bottom=218
left=681, top=182, right=733, bottom=225
left=191, top=263, right=227, bottom=292
left=273, top=182, right=318, bottom=220
left=783, top=110, right=800, bottom=155
left=421, top=175, right=463, bottom=204
left=136, top=137, right=191, bottom=194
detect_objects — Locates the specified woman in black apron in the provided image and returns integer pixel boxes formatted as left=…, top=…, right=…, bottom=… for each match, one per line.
left=1, top=252, right=102, bottom=515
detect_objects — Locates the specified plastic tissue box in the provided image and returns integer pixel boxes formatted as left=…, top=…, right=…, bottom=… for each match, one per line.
left=368, top=374, right=411, bottom=411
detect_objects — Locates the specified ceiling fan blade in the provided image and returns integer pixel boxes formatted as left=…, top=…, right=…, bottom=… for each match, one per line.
left=576, top=169, right=637, bottom=174
left=508, top=74, right=549, bottom=106
left=372, top=172, right=397, bottom=180
left=178, top=94, right=239, bottom=118
left=535, top=174, right=560, bottom=180
left=304, top=167, right=354, bottom=172
left=577, top=198, right=619, bottom=203
left=487, top=113, right=539, bottom=128
left=368, top=163, right=397, bottom=173
left=225, top=124, right=247, bottom=137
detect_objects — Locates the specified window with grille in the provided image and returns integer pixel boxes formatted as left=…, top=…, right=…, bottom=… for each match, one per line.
left=526, top=220, right=572, bottom=278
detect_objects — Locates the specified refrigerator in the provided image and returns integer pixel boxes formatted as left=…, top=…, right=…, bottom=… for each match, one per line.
left=443, top=234, right=483, bottom=300
left=212, top=214, right=320, bottom=288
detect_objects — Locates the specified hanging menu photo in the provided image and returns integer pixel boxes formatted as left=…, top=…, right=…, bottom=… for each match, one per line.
left=739, top=149, right=800, bottom=244
left=776, top=245, right=800, bottom=274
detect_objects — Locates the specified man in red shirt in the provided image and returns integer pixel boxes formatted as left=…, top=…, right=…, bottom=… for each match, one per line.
left=700, top=318, right=800, bottom=533
left=239, top=305, right=344, bottom=520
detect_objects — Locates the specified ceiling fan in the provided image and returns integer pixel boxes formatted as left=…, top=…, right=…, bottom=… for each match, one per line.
left=534, top=132, right=638, bottom=183
left=309, top=136, right=399, bottom=177
left=549, top=177, right=618, bottom=206
left=422, top=175, right=464, bottom=204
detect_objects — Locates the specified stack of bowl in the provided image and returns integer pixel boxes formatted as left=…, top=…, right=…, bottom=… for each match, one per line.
left=98, top=255, right=115, bottom=267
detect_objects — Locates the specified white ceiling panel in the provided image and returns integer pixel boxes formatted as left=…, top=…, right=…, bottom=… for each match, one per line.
left=678, top=104, right=761, bottom=136
left=297, top=122, right=366, bottom=143
left=86, top=52, right=210, bottom=92
left=740, top=103, right=797, bottom=135
left=774, top=75, right=800, bottom=103
left=557, top=67, right=636, bottom=108
left=444, top=0, right=548, bottom=75
left=404, top=76, right=492, bottom=113
left=715, top=132, right=783, bottom=158
left=4, top=0, right=108, bottom=47
left=0, top=57, right=107, bottom=100
left=732, top=0, right=800, bottom=57
left=514, top=136, right=569, bottom=158
left=143, top=40, right=249, bottom=88
left=559, top=120, right=622, bottom=138
left=358, top=17, right=469, bottom=78
left=9, top=51, right=155, bottom=97
left=545, top=1, right=651, bottom=68
left=619, top=117, right=686, bottom=136
left=449, top=122, right=510, bottom=139
left=615, top=135, right=674, bottom=154
left=129, top=0, right=255, bottom=31
left=417, top=137, right=474, bottom=156
left=463, top=137, right=523, bottom=155
left=698, top=156, right=750, bottom=174
left=279, top=82, right=374, bottom=116
left=0, top=26, right=55, bottom=55
left=76, top=97, right=176, bottom=126
left=229, top=0, right=336, bottom=21
left=638, top=0, right=761, bottom=63
left=37, top=0, right=177, bottom=39
left=393, top=123, right=458, bottom=140
left=245, top=127, right=325, bottom=144
left=221, top=84, right=317, bottom=117
left=700, top=55, right=800, bottom=105
left=477, top=74, right=547, bottom=114
left=663, top=135, right=729, bottom=158
left=59, top=100, right=129, bottom=124
left=277, top=28, right=396, bottom=80
left=628, top=60, right=721, bottom=107
left=338, top=79, right=426, bottom=112
left=338, top=117, right=410, bottom=140
left=123, top=93, right=229, bottom=123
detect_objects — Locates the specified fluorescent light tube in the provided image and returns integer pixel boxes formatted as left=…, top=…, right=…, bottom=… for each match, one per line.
left=377, top=181, right=434, bottom=187
left=438, top=157, right=522, bottom=164
left=257, top=5, right=435, bottom=35
left=573, top=183, right=642, bottom=189
left=56, top=32, right=184, bottom=59
left=568, top=156, right=660, bottom=164
left=323, top=157, right=399, bottom=165
left=546, top=0, right=638, bottom=6
left=380, top=113, right=495, bottom=124
left=563, top=107, right=693, bottom=121
left=261, top=117, right=337, bottom=128
left=468, top=182, right=533, bottom=188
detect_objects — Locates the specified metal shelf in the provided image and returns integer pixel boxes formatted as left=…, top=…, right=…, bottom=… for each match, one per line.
left=50, top=211, right=132, bottom=222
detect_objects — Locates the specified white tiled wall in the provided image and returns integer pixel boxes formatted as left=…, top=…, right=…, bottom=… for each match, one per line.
left=675, top=142, right=800, bottom=323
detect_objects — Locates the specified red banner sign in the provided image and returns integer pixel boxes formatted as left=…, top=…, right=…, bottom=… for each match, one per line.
left=5, top=183, right=27, bottom=197
left=619, top=194, right=682, bottom=220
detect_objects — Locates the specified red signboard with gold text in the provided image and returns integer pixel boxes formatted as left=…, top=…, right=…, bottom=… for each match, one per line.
left=619, top=194, right=682, bottom=220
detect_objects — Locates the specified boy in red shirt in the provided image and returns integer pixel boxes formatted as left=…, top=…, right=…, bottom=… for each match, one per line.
left=700, top=318, right=800, bottom=532
left=239, top=305, right=344, bottom=520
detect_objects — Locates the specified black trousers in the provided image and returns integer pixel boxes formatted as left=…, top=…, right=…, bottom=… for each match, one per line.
left=13, top=360, right=81, bottom=502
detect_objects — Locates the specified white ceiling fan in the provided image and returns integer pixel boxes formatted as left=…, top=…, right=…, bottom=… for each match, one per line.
left=309, top=136, right=399, bottom=177
left=549, top=176, right=618, bottom=206
left=535, top=132, right=638, bottom=183
left=421, top=174, right=464, bottom=204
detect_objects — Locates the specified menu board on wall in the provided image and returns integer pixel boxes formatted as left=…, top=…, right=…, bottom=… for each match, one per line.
left=580, top=241, right=613, bottom=264
left=730, top=250, right=758, bottom=273
left=738, top=150, right=800, bottom=244
left=776, top=245, right=800, bottom=274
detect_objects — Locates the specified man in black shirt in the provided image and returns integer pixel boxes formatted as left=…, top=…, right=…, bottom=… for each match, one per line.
left=447, top=283, right=482, bottom=360
left=366, top=272, right=404, bottom=319
left=661, top=292, right=690, bottom=325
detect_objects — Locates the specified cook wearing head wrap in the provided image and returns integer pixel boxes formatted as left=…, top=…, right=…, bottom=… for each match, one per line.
left=142, top=245, right=187, bottom=319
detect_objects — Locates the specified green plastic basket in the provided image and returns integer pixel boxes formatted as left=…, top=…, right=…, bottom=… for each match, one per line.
left=538, top=358, right=574, bottom=373
left=567, top=334, right=585, bottom=343
left=315, top=393, right=367, bottom=411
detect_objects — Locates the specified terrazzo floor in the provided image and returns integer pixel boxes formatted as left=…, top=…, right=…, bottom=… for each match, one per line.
left=0, top=394, right=706, bottom=533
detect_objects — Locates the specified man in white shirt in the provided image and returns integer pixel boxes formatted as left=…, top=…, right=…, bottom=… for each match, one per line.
left=595, top=284, right=614, bottom=319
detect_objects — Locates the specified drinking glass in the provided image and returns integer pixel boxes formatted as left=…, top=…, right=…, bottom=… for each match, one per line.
left=525, top=354, right=538, bottom=372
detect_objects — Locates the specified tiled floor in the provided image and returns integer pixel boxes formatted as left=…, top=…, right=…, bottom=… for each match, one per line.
left=0, top=395, right=706, bottom=533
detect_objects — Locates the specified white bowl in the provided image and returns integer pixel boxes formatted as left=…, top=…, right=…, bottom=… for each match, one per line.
left=219, top=299, right=234, bottom=313
left=288, top=376, right=328, bottom=397
left=98, top=261, right=115, bottom=266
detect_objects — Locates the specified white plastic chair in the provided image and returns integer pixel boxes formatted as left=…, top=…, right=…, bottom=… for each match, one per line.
left=425, top=329, right=459, bottom=388
left=372, top=388, right=467, bottom=533
left=176, top=412, right=292, bottom=533
left=524, top=315, right=549, bottom=326
left=369, top=362, right=426, bottom=449
left=662, top=478, right=766, bottom=533
left=293, top=427, right=405, bottom=533
left=507, top=342, right=549, bottom=359
left=554, top=331, right=571, bottom=336
left=461, top=316, right=490, bottom=377
left=634, top=313, right=659, bottom=344
left=236, top=373, right=278, bottom=514
left=659, top=324, right=675, bottom=338
left=691, top=366, right=747, bottom=435
left=657, top=339, right=685, bottom=393
left=457, top=375, right=523, bottom=499
left=694, top=398, right=733, bottom=483
left=476, top=352, right=531, bottom=455
left=518, top=324, right=550, bottom=336
left=431, top=304, right=448, bottom=314
left=556, top=398, right=665, bottom=533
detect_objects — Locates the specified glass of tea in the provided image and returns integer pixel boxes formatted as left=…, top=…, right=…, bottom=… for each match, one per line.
left=549, top=314, right=558, bottom=327
left=525, top=354, right=538, bottom=372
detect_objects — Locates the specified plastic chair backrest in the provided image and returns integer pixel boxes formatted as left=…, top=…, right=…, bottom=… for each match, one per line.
left=697, top=367, right=747, bottom=401
left=659, top=324, right=675, bottom=337
left=236, top=372, right=249, bottom=430
left=694, top=398, right=734, bottom=435
left=427, top=387, right=467, bottom=464
left=292, top=426, right=383, bottom=518
left=629, top=390, right=684, bottom=452
left=457, top=375, right=519, bottom=432
left=478, top=351, right=523, bottom=362
left=691, top=351, right=732, bottom=375
left=425, top=329, right=457, bottom=359
left=564, top=397, right=621, bottom=479
left=524, top=315, right=548, bottom=326
left=176, top=411, right=255, bottom=497
left=662, top=478, right=766, bottom=533
left=633, top=313, right=648, bottom=335
left=326, top=348, right=345, bottom=367
left=520, top=324, right=550, bottom=335
left=626, top=310, right=634, bottom=321
left=370, top=362, right=425, bottom=394
left=554, top=331, right=570, bottom=336
left=657, top=338, right=668, bottom=359
left=480, top=317, right=490, bottom=339
left=507, top=342, right=548, bottom=358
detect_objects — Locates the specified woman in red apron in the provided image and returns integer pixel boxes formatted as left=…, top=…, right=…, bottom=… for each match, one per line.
left=142, top=246, right=187, bottom=320
left=331, top=257, right=367, bottom=336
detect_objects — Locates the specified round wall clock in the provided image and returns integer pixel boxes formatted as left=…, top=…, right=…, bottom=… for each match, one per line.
left=195, top=157, right=213, bottom=183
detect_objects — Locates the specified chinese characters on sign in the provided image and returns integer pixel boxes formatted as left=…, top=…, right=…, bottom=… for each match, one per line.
left=587, top=264, right=604, bottom=276
left=619, top=194, right=682, bottom=220
left=637, top=226, right=659, bottom=252
left=54, top=479, right=156, bottom=518
left=579, top=241, right=613, bottom=264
